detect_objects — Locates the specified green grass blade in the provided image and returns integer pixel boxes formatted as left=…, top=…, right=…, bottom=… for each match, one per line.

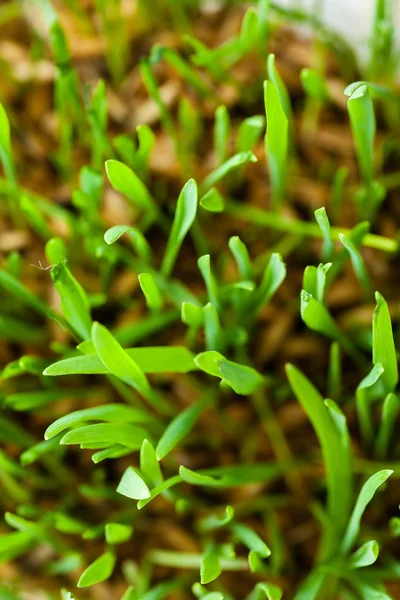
left=91, top=322, right=151, bottom=397
left=104, top=225, right=152, bottom=263
left=347, top=540, right=379, bottom=569
left=0, top=102, right=16, bottom=181
left=375, top=392, right=399, bottom=459
left=202, top=151, right=257, bottom=192
left=249, top=582, right=283, bottom=600
left=236, top=115, right=265, bottom=154
left=105, top=523, right=133, bottom=545
left=214, top=105, right=230, bottom=165
left=340, top=469, right=393, bottom=554
left=264, top=81, right=288, bottom=209
left=338, top=232, right=372, bottom=296
left=286, top=364, right=352, bottom=551
left=77, top=551, right=116, bottom=588
left=356, top=363, right=384, bottom=446
left=105, top=159, right=157, bottom=214
left=44, top=404, right=154, bottom=440
left=44, top=346, right=196, bottom=376
left=267, top=54, right=292, bottom=122
left=200, top=188, right=225, bottom=213
left=314, top=207, right=333, bottom=261
left=229, top=236, right=252, bottom=280
left=372, top=292, right=398, bottom=394
left=156, top=394, right=212, bottom=460
left=348, top=85, right=375, bottom=185
left=198, top=254, right=220, bottom=309
left=51, top=262, right=92, bottom=340
left=139, top=273, right=163, bottom=311
left=117, top=466, right=151, bottom=500
left=161, top=179, right=198, bottom=277
left=60, top=423, right=149, bottom=449
left=0, top=269, right=49, bottom=317
left=140, top=439, right=162, bottom=485
left=201, top=546, right=221, bottom=584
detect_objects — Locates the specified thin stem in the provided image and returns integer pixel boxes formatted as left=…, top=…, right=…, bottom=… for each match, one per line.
left=148, top=550, right=248, bottom=571
left=226, top=201, right=397, bottom=253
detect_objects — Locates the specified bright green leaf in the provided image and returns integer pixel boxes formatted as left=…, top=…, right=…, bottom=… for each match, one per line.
left=77, top=551, right=116, bottom=588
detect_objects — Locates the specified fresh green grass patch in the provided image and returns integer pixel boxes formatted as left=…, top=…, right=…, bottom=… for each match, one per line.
left=0, top=1, right=400, bottom=599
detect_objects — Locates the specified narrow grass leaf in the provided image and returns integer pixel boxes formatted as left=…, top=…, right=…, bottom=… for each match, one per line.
left=339, top=233, right=372, bottom=295
left=45, top=404, right=154, bottom=440
left=156, top=395, right=212, bottom=460
left=373, top=292, right=398, bottom=394
left=194, top=351, right=224, bottom=378
left=51, top=262, right=92, bottom=339
left=181, top=302, right=203, bottom=329
left=179, top=466, right=220, bottom=487
left=231, top=523, right=271, bottom=568
left=91, top=322, right=150, bottom=397
left=0, top=269, right=49, bottom=316
left=330, top=166, right=349, bottom=222
left=239, top=8, right=259, bottom=51
left=249, top=582, right=283, bottom=600
left=105, top=523, right=133, bottom=545
left=5, top=389, right=74, bottom=412
left=137, top=475, right=182, bottom=509
left=92, top=445, right=131, bottom=464
left=104, top=225, right=151, bottom=262
left=117, top=466, right=151, bottom=500
left=214, top=105, right=230, bottom=165
left=348, top=540, right=379, bottom=569
left=200, top=187, right=225, bottom=213
left=375, top=392, right=399, bottom=459
left=300, top=291, right=357, bottom=358
left=267, top=54, right=292, bottom=122
left=219, top=359, right=264, bottom=395
left=158, top=46, right=212, bottom=97
left=236, top=116, right=265, bottom=154
left=0, top=531, right=34, bottom=562
left=314, top=207, right=333, bottom=261
left=161, top=179, right=198, bottom=277
left=202, top=151, right=257, bottom=191
left=140, top=439, right=162, bottom=485
left=356, top=363, right=384, bottom=445
left=340, top=469, right=393, bottom=554
left=264, top=79, right=288, bottom=209
left=105, top=159, right=156, bottom=213
left=203, top=302, right=221, bottom=351
left=286, top=364, right=352, bottom=550
left=60, top=423, right=149, bottom=449
left=0, top=102, right=16, bottom=180
left=303, top=263, right=331, bottom=304
left=300, top=68, right=328, bottom=101
left=77, top=551, right=116, bottom=587
left=293, top=568, right=327, bottom=600
left=229, top=236, right=252, bottom=280
left=352, top=580, right=392, bottom=600
left=46, top=237, right=68, bottom=264
left=139, top=273, right=163, bottom=311
left=348, top=85, right=375, bottom=184
left=201, top=546, right=221, bottom=584
left=245, top=252, right=285, bottom=321
left=194, top=351, right=263, bottom=395
left=45, top=346, right=196, bottom=377
left=198, top=255, right=220, bottom=309
left=198, top=506, right=235, bottom=533
left=20, top=436, right=62, bottom=466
